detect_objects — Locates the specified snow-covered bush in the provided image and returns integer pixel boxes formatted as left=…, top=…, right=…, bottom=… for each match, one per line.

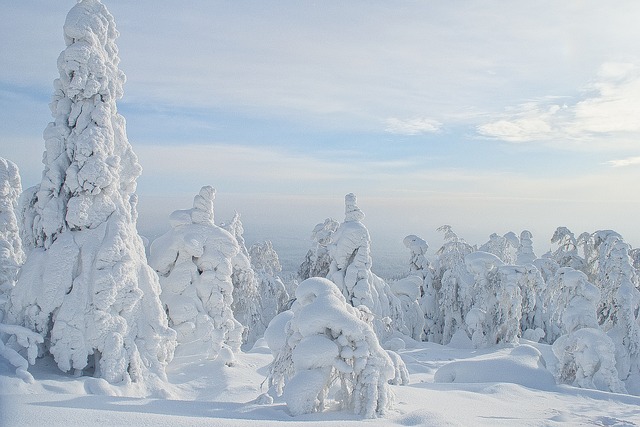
left=223, top=212, right=264, bottom=347
left=148, top=186, right=243, bottom=360
left=298, top=218, right=339, bottom=281
left=268, top=277, right=400, bottom=418
left=7, top=0, right=176, bottom=386
left=249, top=240, right=289, bottom=328
left=0, top=158, right=25, bottom=299
left=326, top=194, right=405, bottom=340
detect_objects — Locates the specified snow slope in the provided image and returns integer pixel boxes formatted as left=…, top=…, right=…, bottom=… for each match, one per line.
left=2, top=339, right=640, bottom=426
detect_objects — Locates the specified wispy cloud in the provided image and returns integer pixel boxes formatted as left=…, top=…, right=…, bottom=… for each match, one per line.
left=606, top=156, right=640, bottom=168
left=384, top=118, right=442, bottom=135
left=477, top=62, right=640, bottom=145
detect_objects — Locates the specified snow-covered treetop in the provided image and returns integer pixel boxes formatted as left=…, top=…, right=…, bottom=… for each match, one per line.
left=169, top=186, right=215, bottom=228
left=249, top=240, right=282, bottom=276
left=31, top=0, right=142, bottom=248
left=344, top=193, right=365, bottom=222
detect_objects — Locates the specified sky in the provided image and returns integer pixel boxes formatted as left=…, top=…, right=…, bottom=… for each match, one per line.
left=2, top=1, right=640, bottom=273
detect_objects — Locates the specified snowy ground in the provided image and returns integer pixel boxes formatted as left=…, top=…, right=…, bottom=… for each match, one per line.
left=2, top=338, right=639, bottom=426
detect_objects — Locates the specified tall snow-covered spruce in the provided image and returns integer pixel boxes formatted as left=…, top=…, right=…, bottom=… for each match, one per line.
left=7, top=0, right=176, bottom=385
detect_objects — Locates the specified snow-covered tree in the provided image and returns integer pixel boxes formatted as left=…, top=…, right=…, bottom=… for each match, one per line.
left=390, top=276, right=425, bottom=341
left=249, top=240, right=289, bottom=329
left=0, top=158, right=25, bottom=299
left=551, top=227, right=585, bottom=271
left=403, top=234, right=439, bottom=342
left=298, top=218, right=339, bottom=281
left=223, top=212, right=264, bottom=346
left=591, top=234, right=640, bottom=382
left=464, top=252, right=522, bottom=347
left=7, top=0, right=176, bottom=385
left=435, top=225, right=474, bottom=345
left=478, top=232, right=518, bottom=264
left=326, top=194, right=405, bottom=340
left=148, top=186, right=243, bottom=360
left=549, top=268, right=625, bottom=393
left=268, top=277, right=399, bottom=418
left=516, top=230, right=537, bottom=266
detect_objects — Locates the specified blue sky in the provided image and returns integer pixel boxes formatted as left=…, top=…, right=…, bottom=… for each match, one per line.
left=2, top=1, right=640, bottom=269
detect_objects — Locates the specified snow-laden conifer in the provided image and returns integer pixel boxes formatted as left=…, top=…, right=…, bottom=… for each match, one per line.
left=298, top=218, right=339, bottom=281
left=403, top=235, right=439, bottom=341
left=249, top=240, right=289, bottom=329
left=549, top=268, right=625, bottom=393
left=0, top=158, right=24, bottom=298
left=268, top=277, right=399, bottom=418
left=149, top=186, right=243, bottom=359
left=327, top=194, right=405, bottom=340
left=223, top=213, right=264, bottom=346
left=434, top=225, right=475, bottom=345
left=7, top=0, right=175, bottom=385
left=516, top=230, right=537, bottom=266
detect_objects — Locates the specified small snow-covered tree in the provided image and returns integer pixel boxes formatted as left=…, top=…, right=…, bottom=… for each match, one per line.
left=148, top=186, right=243, bottom=360
left=551, top=227, right=585, bottom=271
left=0, top=158, right=25, bottom=298
left=403, top=234, right=439, bottom=342
left=249, top=240, right=289, bottom=328
left=391, top=276, right=424, bottom=341
left=7, top=0, right=176, bottom=385
left=223, top=212, right=264, bottom=346
left=327, top=194, right=405, bottom=340
left=268, top=277, right=400, bottom=418
left=549, top=268, right=625, bottom=393
left=434, top=225, right=474, bottom=345
left=464, top=252, right=522, bottom=347
left=298, top=218, right=339, bottom=281
left=516, top=230, right=537, bottom=266
left=479, top=232, right=518, bottom=264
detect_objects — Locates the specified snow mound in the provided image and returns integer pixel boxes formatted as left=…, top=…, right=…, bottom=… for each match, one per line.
left=434, top=345, right=555, bottom=390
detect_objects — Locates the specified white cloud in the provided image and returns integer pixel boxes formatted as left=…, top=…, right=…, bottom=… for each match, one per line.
left=384, top=118, right=443, bottom=135
left=606, top=156, right=640, bottom=168
left=477, top=62, right=640, bottom=145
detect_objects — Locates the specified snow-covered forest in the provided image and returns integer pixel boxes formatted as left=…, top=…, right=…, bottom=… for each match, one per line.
left=2, top=1, right=640, bottom=425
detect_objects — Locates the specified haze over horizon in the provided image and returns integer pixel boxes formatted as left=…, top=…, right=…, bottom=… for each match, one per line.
left=2, top=1, right=640, bottom=269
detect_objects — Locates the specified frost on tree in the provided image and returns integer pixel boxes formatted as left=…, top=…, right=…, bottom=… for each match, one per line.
left=268, top=277, right=399, bottom=418
left=249, top=241, right=289, bottom=329
left=327, top=194, right=405, bottom=340
left=549, top=268, right=625, bottom=393
left=6, top=0, right=176, bottom=385
left=148, top=187, right=243, bottom=360
left=391, top=276, right=425, bottom=341
left=298, top=218, right=339, bottom=281
left=0, top=158, right=25, bottom=299
left=222, top=212, right=263, bottom=347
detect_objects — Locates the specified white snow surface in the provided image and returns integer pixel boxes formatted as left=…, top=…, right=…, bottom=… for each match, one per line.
left=2, top=338, right=640, bottom=426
